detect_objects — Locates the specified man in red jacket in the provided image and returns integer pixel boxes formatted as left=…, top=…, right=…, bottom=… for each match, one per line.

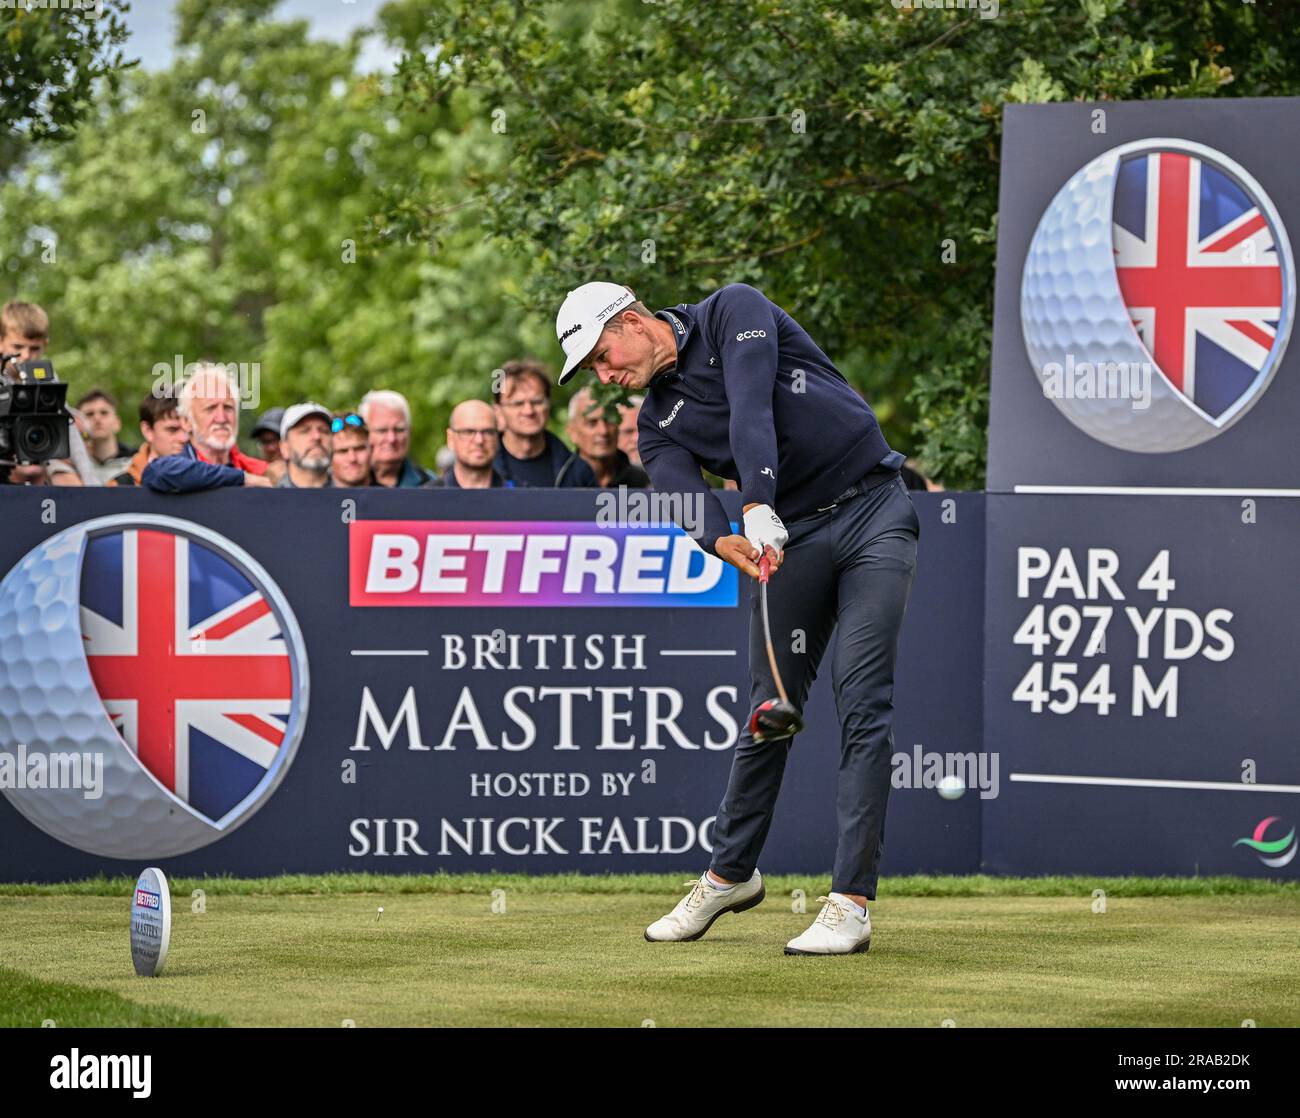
left=143, top=364, right=272, bottom=492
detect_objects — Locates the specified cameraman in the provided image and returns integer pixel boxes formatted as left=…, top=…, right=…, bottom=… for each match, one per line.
left=1, top=300, right=93, bottom=486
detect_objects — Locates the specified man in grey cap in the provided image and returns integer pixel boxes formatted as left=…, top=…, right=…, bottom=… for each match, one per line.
left=277, top=402, right=334, bottom=488
left=555, top=280, right=918, bottom=957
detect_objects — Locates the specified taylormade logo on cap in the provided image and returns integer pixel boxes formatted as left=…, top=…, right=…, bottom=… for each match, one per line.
left=555, top=281, right=636, bottom=384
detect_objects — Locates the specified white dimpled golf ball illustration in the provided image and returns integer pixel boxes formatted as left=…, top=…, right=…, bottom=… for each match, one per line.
left=0, top=515, right=308, bottom=858
left=1021, top=139, right=1294, bottom=452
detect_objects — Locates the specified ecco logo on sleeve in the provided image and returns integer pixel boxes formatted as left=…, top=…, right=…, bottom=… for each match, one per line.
left=735, top=330, right=767, bottom=341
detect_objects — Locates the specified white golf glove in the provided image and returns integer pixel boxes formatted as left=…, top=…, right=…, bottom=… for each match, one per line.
left=743, top=504, right=788, bottom=558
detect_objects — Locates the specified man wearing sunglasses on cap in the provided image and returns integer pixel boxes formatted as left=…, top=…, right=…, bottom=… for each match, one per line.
left=330, top=412, right=376, bottom=488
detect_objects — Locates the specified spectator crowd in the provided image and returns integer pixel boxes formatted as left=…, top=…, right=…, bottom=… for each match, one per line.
left=2, top=298, right=939, bottom=495
left=0, top=301, right=650, bottom=494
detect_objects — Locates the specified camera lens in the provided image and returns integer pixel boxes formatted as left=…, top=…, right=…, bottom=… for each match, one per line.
left=14, top=416, right=67, bottom=462
left=13, top=387, right=33, bottom=412
left=23, top=422, right=53, bottom=456
left=37, top=387, right=60, bottom=410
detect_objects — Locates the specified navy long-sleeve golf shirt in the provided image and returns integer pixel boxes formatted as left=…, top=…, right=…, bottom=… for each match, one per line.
left=636, top=283, right=903, bottom=555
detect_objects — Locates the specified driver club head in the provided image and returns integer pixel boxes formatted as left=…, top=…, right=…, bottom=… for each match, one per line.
left=750, top=698, right=803, bottom=743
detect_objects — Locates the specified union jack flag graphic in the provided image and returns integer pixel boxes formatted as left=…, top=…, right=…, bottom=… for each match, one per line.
left=79, top=528, right=294, bottom=824
left=1113, top=151, right=1287, bottom=420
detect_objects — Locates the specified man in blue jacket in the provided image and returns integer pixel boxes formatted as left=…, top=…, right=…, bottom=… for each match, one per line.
left=143, top=364, right=273, bottom=493
left=492, top=359, right=597, bottom=488
left=555, top=281, right=920, bottom=955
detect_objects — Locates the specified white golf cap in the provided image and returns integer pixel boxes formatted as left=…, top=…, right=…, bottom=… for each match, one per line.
left=280, top=402, right=333, bottom=439
left=555, top=281, right=637, bottom=385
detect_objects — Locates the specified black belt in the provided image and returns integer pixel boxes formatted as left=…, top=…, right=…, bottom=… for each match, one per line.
left=815, top=468, right=900, bottom=512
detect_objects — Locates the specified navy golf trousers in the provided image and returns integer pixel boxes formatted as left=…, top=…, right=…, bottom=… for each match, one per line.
left=708, top=472, right=919, bottom=900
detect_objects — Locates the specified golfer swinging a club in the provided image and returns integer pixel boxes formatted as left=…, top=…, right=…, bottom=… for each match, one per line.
left=555, top=281, right=919, bottom=955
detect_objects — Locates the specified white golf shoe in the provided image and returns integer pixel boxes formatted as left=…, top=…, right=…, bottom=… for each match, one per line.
left=784, top=893, right=872, bottom=955
left=644, top=870, right=765, bottom=942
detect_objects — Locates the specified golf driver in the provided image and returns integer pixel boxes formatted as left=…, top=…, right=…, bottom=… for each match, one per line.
left=749, top=552, right=804, bottom=743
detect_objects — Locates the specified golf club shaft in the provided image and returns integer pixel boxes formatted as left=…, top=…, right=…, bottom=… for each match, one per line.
left=758, top=555, right=790, bottom=706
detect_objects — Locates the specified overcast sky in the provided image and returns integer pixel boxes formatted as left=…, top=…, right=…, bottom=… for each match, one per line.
left=121, top=0, right=399, bottom=74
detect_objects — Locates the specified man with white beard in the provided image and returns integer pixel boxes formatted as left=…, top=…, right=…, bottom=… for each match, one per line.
left=276, top=403, right=334, bottom=488
left=143, top=363, right=272, bottom=492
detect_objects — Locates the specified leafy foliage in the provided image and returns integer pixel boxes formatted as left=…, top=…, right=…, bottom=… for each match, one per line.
left=0, top=0, right=133, bottom=174
left=0, top=0, right=550, bottom=461
left=4, top=0, right=1300, bottom=483
left=377, top=0, right=1300, bottom=486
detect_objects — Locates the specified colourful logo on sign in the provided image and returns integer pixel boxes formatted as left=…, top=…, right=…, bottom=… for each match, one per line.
left=1233, top=816, right=1297, bottom=868
left=349, top=520, right=737, bottom=607
left=82, top=527, right=295, bottom=824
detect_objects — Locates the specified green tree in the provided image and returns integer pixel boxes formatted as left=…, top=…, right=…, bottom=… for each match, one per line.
left=0, top=0, right=133, bottom=175
left=377, top=0, right=1300, bottom=487
left=0, top=0, right=554, bottom=465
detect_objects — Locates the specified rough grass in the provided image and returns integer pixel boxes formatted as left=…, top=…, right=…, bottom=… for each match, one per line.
left=0, top=966, right=225, bottom=1028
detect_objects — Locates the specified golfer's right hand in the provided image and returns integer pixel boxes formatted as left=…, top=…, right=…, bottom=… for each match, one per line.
left=243, top=472, right=274, bottom=487
left=715, top=535, right=783, bottom=580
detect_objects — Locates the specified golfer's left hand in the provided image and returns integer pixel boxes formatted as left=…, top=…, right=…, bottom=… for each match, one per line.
left=742, top=503, right=788, bottom=558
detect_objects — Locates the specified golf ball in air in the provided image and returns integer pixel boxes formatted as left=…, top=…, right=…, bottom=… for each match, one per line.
left=937, top=775, right=966, bottom=801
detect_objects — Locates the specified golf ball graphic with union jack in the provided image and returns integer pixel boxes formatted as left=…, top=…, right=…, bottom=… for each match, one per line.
left=1021, top=138, right=1295, bottom=453
left=0, top=515, right=308, bottom=858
